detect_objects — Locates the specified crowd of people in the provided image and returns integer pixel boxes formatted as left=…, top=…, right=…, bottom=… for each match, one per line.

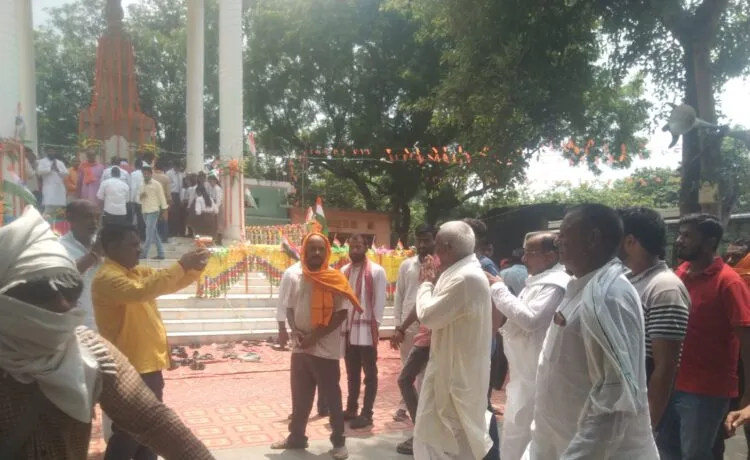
left=5, top=175, right=750, bottom=459
left=271, top=205, right=750, bottom=460
left=19, top=147, right=226, bottom=252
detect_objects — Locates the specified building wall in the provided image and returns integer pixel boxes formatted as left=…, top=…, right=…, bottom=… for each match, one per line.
left=244, top=180, right=293, bottom=226
left=289, top=207, right=392, bottom=247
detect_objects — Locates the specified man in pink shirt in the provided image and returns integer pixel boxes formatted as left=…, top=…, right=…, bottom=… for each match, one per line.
left=391, top=255, right=437, bottom=455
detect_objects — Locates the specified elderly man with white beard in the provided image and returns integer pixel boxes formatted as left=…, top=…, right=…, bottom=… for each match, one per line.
left=413, top=221, right=494, bottom=460
left=485, top=232, right=569, bottom=460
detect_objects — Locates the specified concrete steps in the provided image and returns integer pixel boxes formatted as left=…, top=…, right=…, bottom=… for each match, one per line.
left=158, top=290, right=398, bottom=345
left=150, top=237, right=399, bottom=345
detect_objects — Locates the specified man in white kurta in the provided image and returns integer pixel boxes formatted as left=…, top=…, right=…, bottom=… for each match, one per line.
left=524, top=204, right=658, bottom=460
left=414, top=221, right=493, bottom=460
left=392, top=224, right=436, bottom=421
left=277, top=261, right=329, bottom=418
left=36, top=150, right=69, bottom=215
left=488, top=232, right=569, bottom=460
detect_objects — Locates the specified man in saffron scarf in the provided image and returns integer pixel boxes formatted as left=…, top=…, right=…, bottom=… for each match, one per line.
left=341, top=234, right=386, bottom=429
left=271, top=233, right=361, bottom=460
left=78, top=149, right=104, bottom=205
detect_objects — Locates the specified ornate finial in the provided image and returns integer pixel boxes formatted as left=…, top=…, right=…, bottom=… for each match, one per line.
left=105, top=0, right=124, bottom=28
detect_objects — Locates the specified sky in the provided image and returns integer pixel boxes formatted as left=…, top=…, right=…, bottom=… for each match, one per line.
left=33, top=1, right=750, bottom=194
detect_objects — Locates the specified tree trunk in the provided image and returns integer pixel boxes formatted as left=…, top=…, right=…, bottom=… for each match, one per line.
left=392, top=201, right=411, bottom=247
left=679, top=44, right=701, bottom=216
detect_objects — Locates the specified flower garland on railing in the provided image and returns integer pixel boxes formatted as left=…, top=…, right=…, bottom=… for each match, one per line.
left=245, top=224, right=307, bottom=245
left=196, top=243, right=415, bottom=299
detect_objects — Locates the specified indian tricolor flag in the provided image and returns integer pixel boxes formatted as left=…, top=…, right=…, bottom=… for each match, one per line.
left=314, top=197, right=328, bottom=236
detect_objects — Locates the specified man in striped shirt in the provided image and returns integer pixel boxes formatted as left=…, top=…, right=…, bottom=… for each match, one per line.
left=618, top=207, right=690, bottom=429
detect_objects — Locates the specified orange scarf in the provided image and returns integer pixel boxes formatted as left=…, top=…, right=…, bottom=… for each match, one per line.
left=734, top=253, right=750, bottom=285
left=80, top=161, right=99, bottom=185
left=65, top=168, right=78, bottom=193
left=301, top=233, right=362, bottom=327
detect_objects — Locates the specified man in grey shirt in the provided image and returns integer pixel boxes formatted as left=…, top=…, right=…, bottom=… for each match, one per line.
left=618, top=207, right=690, bottom=429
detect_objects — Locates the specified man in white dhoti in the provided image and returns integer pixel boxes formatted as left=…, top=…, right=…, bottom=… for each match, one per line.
left=413, top=221, right=494, bottom=460
left=524, top=204, right=658, bottom=460
left=486, top=232, right=569, bottom=460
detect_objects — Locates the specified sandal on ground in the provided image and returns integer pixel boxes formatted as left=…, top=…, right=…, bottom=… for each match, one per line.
left=190, top=361, right=206, bottom=371
left=239, top=352, right=261, bottom=362
left=198, top=353, right=214, bottom=361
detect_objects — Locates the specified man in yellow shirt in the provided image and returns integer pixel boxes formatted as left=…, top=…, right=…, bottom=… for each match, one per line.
left=137, top=164, right=168, bottom=260
left=92, top=223, right=209, bottom=460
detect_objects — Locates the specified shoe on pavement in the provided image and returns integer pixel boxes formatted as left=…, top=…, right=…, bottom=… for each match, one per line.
left=349, top=416, right=373, bottom=429
left=393, top=408, right=408, bottom=422
left=330, top=446, right=349, bottom=459
left=270, top=437, right=308, bottom=450
left=397, top=437, right=414, bottom=455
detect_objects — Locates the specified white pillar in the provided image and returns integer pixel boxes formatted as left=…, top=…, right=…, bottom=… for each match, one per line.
left=219, top=0, right=245, bottom=241
left=0, top=1, right=20, bottom=140
left=186, top=0, right=205, bottom=173
left=17, top=0, right=37, bottom=155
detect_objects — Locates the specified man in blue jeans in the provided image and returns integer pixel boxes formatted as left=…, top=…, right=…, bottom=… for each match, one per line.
left=657, top=214, right=750, bottom=459
left=137, top=164, right=168, bottom=260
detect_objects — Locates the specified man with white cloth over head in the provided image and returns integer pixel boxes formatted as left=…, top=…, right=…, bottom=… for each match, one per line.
left=523, top=204, right=658, bottom=460
left=413, top=221, right=494, bottom=460
left=0, top=206, right=214, bottom=459
left=486, top=232, right=569, bottom=460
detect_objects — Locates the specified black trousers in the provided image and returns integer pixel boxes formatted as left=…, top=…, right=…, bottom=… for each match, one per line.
left=397, top=345, right=430, bottom=423
left=490, top=332, right=508, bottom=391
left=103, top=212, right=128, bottom=227
left=127, top=202, right=146, bottom=241
left=344, top=344, right=378, bottom=418
left=104, top=371, right=164, bottom=460
left=289, top=353, right=345, bottom=447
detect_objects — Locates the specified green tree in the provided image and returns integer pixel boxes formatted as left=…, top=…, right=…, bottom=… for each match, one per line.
left=35, top=0, right=221, bottom=157
left=588, top=0, right=750, bottom=218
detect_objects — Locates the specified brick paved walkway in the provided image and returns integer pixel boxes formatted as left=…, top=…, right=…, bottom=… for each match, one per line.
left=87, top=340, right=506, bottom=458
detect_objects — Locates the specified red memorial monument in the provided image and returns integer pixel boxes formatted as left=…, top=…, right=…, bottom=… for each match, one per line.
left=78, top=0, right=156, bottom=163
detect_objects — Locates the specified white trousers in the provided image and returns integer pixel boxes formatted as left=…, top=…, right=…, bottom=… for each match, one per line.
left=414, top=430, right=474, bottom=460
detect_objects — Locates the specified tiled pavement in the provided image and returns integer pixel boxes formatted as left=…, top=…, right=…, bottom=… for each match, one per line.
left=87, top=341, right=506, bottom=458
left=86, top=339, right=748, bottom=459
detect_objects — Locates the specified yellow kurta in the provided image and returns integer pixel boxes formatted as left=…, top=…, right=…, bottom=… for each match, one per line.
left=92, top=260, right=201, bottom=374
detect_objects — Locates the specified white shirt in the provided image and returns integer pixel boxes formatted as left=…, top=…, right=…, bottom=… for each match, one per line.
left=96, top=177, right=130, bottom=216
left=194, top=195, right=218, bottom=215
left=490, top=264, right=569, bottom=460
left=187, top=185, right=198, bottom=208
left=166, top=169, right=184, bottom=195
left=342, top=261, right=387, bottom=346
left=277, top=263, right=303, bottom=321
left=101, top=166, right=130, bottom=185
left=59, top=232, right=100, bottom=330
left=393, top=256, right=422, bottom=333
left=210, top=184, right=223, bottom=208
left=414, top=254, right=493, bottom=459
left=526, top=261, right=658, bottom=460
left=36, top=158, right=68, bottom=207
left=129, top=170, right=144, bottom=203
